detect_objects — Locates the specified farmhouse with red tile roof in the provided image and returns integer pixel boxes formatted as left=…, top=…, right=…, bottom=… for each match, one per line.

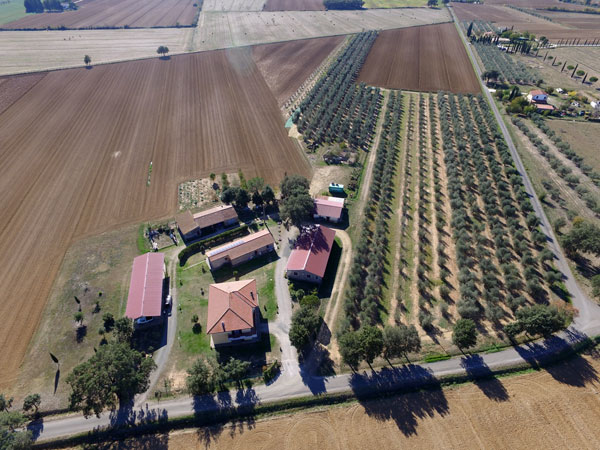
left=286, top=225, right=336, bottom=284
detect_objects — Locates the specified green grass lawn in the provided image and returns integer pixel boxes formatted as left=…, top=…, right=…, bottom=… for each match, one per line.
left=363, top=0, right=429, bottom=8
left=0, top=0, right=27, bottom=25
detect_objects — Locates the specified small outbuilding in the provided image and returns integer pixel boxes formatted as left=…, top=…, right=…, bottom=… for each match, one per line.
left=314, top=196, right=345, bottom=223
left=125, top=253, right=166, bottom=327
left=207, top=279, right=260, bottom=347
left=176, top=205, right=239, bottom=241
left=206, top=229, right=275, bottom=271
left=286, top=225, right=336, bottom=284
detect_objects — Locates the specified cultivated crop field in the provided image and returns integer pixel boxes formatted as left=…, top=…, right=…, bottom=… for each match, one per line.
left=131, top=351, right=600, bottom=449
left=541, top=10, right=600, bottom=29
left=2, top=0, right=199, bottom=29
left=357, top=24, right=480, bottom=94
left=203, top=0, right=266, bottom=11
left=252, top=35, right=344, bottom=106
left=0, top=49, right=309, bottom=388
left=263, top=0, right=324, bottom=11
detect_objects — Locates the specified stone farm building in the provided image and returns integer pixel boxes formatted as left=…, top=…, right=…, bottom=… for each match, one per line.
left=206, top=279, right=260, bottom=347
left=176, top=204, right=238, bottom=241
left=314, top=196, right=345, bottom=223
left=286, top=225, right=336, bottom=284
left=206, top=229, right=275, bottom=270
left=125, top=252, right=165, bottom=326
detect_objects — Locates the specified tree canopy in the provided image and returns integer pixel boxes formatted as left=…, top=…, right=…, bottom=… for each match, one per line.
left=279, top=175, right=314, bottom=226
left=562, top=220, right=600, bottom=258
left=289, top=306, right=321, bottom=351
left=66, top=341, right=156, bottom=417
left=508, top=304, right=566, bottom=337
left=382, top=324, right=421, bottom=361
left=452, top=319, right=478, bottom=350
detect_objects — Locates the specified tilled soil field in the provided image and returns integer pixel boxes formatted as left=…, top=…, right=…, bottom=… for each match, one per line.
left=0, top=72, right=46, bottom=114
left=116, top=351, right=600, bottom=449
left=252, top=35, right=344, bottom=106
left=541, top=11, right=600, bottom=29
left=263, top=0, right=325, bottom=11
left=0, top=49, right=309, bottom=388
left=2, top=0, right=198, bottom=29
left=357, top=24, right=480, bottom=94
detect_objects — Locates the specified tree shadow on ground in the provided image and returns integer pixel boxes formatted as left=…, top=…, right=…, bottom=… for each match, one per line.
left=514, top=330, right=599, bottom=387
left=350, top=364, right=449, bottom=437
left=460, top=354, right=509, bottom=402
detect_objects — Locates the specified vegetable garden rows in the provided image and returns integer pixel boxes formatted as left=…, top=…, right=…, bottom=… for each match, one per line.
left=337, top=90, right=567, bottom=359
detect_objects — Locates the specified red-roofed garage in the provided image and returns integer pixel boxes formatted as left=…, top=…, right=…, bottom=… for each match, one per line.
left=125, top=252, right=166, bottom=327
left=286, top=225, right=336, bottom=284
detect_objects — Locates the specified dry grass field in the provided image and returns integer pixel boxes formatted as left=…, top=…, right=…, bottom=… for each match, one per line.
left=0, top=28, right=192, bottom=75
left=263, top=0, right=324, bottom=10
left=546, top=46, right=600, bottom=78
left=108, top=350, right=600, bottom=449
left=358, top=24, right=480, bottom=94
left=541, top=10, right=600, bottom=29
left=193, top=9, right=450, bottom=50
left=203, top=0, right=266, bottom=11
left=0, top=49, right=309, bottom=389
left=0, top=8, right=449, bottom=75
left=485, top=0, right=591, bottom=9
left=2, top=0, right=198, bottom=29
left=252, top=35, right=344, bottom=105
left=546, top=120, right=600, bottom=174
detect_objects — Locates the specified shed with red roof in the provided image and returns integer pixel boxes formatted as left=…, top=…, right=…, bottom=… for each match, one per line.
left=286, top=225, right=336, bottom=284
left=125, top=253, right=165, bottom=325
left=207, top=279, right=260, bottom=347
left=314, top=196, right=345, bottom=223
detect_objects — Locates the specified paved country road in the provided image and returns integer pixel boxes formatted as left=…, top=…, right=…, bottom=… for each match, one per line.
left=31, top=16, right=600, bottom=443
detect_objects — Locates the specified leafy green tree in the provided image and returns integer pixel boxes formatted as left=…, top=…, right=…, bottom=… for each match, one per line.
left=280, top=175, right=310, bottom=199
left=102, top=312, right=115, bottom=331
left=157, top=45, right=169, bottom=57
left=24, top=0, right=44, bottom=13
left=246, top=177, right=264, bottom=194
left=73, top=311, right=84, bottom=325
left=289, top=306, right=321, bottom=351
left=299, top=294, right=320, bottom=309
left=359, top=326, right=383, bottom=366
left=589, top=76, right=598, bottom=83
left=252, top=190, right=263, bottom=207
left=338, top=331, right=362, bottom=369
left=261, top=185, right=275, bottom=205
left=222, top=357, right=251, bottom=387
left=67, top=342, right=156, bottom=417
left=592, top=274, right=600, bottom=298
left=467, top=21, right=473, bottom=38
left=0, top=409, right=32, bottom=449
left=452, top=319, right=478, bottom=351
left=0, top=395, right=12, bottom=413
left=515, top=305, right=565, bottom=337
left=562, top=220, right=600, bottom=258
left=186, top=357, right=214, bottom=395
left=382, top=324, right=421, bottom=362
left=113, top=317, right=133, bottom=343
left=22, top=394, right=41, bottom=416
left=427, top=0, right=437, bottom=6
left=83, top=55, right=91, bottom=67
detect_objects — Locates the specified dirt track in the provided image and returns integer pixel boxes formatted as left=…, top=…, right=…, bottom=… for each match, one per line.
left=252, top=36, right=344, bottom=106
left=358, top=24, right=480, bottom=94
left=158, top=351, right=600, bottom=449
left=263, top=0, right=324, bottom=11
left=0, top=49, right=310, bottom=389
left=3, top=0, right=198, bottom=29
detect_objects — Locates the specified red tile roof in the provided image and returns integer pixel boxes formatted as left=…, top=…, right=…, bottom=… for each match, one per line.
left=125, top=253, right=164, bottom=319
left=193, top=204, right=238, bottom=229
left=207, top=279, right=258, bottom=334
left=206, top=229, right=274, bottom=264
left=176, top=210, right=197, bottom=236
left=529, top=89, right=546, bottom=96
left=287, top=225, right=336, bottom=279
left=314, top=196, right=344, bottom=220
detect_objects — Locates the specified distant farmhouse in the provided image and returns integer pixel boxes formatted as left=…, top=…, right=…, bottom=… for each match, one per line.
left=125, top=253, right=165, bottom=327
left=314, top=196, right=345, bottom=223
left=287, top=225, right=336, bottom=284
left=527, top=89, right=554, bottom=112
left=176, top=205, right=238, bottom=241
left=206, top=229, right=275, bottom=271
left=206, top=279, right=260, bottom=347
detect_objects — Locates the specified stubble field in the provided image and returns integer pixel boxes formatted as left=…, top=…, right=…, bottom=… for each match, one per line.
left=263, top=0, right=325, bottom=11
left=202, top=0, right=266, bottom=11
left=2, top=0, right=198, bottom=29
left=357, top=24, right=480, bottom=94
left=252, top=35, right=344, bottom=105
left=541, top=11, right=600, bottom=29
left=0, top=49, right=310, bottom=388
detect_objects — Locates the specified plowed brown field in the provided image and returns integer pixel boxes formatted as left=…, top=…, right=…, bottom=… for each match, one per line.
left=0, top=49, right=309, bottom=388
left=3, top=0, right=198, bottom=29
left=263, top=0, right=324, bottom=11
left=252, top=36, right=343, bottom=106
left=358, top=24, right=480, bottom=94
